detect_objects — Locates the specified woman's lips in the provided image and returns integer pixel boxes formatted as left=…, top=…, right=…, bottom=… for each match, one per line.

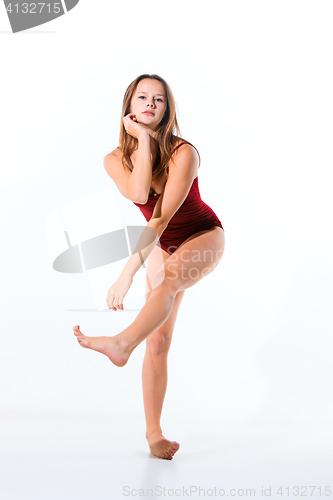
left=143, top=112, right=155, bottom=116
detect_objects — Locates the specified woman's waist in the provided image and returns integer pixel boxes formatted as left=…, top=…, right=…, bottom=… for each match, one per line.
left=167, top=201, right=220, bottom=224
left=134, top=199, right=221, bottom=228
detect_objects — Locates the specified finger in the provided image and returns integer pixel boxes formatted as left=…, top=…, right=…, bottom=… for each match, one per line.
left=107, top=296, right=117, bottom=311
left=115, top=297, right=121, bottom=309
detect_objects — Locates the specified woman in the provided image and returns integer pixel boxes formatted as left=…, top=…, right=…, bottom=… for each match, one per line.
left=73, top=74, right=226, bottom=460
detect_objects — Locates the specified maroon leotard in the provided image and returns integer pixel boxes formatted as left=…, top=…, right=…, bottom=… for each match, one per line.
left=122, top=141, right=224, bottom=255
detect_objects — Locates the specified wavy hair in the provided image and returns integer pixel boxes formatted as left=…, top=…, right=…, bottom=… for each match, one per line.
left=118, top=74, right=200, bottom=182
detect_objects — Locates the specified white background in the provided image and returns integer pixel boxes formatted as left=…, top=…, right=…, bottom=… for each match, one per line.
left=0, top=1, right=332, bottom=498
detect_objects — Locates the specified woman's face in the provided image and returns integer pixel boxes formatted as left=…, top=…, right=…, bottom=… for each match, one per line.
left=130, top=79, right=167, bottom=131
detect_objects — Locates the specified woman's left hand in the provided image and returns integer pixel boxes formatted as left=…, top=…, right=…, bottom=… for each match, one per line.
left=106, top=274, right=133, bottom=311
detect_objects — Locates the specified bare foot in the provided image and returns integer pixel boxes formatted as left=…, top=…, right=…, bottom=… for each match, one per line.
left=146, top=430, right=180, bottom=460
left=73, top=325, right=131, bottom=367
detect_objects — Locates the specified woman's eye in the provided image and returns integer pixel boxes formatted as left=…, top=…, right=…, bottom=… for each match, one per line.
left=138, top=96, right=163, bottom=102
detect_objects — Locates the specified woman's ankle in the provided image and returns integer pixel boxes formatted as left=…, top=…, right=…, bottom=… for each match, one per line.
left=145, top=427, right=162, bottom=440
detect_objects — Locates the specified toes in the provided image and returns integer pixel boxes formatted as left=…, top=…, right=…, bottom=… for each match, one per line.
left=164, top=446, right=176, bottom=459
left=169, top=443, right=179, bottom=457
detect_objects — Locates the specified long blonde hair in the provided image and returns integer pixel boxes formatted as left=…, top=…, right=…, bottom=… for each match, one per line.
left=119, top=74, right=200, bottom=181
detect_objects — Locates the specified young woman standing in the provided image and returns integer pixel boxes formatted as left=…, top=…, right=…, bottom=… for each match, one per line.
left=73, top=74, right=226, bottom=460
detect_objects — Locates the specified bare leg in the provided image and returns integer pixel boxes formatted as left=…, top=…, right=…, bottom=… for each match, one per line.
left=73, top=227, right=225, bottom=365
left=142, top=284, right=185, bottom=460
left=73, top=281, right=177, bottom=366
left=143, top=343, right=180, bottom=460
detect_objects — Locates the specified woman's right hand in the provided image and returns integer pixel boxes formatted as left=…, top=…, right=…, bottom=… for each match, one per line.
left=123, top=113, right=152, bottom=139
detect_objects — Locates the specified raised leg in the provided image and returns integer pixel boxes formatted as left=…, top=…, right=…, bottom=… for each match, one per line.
left=73, top=226, right=225, bottom=364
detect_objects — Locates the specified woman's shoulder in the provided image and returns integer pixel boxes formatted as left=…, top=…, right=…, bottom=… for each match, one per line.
left=169, top=139, right=200, bottom=171
left=109, top=146, right=121, bottom=155
left=172, top=138, right=189, bottom=149
left=103, top=147, right=124, bottom=173
left=171, top=139, right=198, bottom=159
left=104, top=147, right=122, bottom=164
left=172, top=138, right=199, bottom=152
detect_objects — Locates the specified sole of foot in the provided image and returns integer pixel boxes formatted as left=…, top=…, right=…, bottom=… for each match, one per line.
left=72, top=325, right=130, bottom=367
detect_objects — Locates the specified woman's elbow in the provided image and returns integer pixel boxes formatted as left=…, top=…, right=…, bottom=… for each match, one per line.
left=133, top=193, right=149, bottom=204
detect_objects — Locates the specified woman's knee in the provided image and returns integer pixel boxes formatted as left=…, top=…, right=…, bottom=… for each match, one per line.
left=147, top=330, right=172, bottom=357
left=151, top=273, right=180, bottom=296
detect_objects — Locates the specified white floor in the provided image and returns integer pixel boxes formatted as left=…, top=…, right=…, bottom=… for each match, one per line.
left=1, top=413, right=332, bottom=500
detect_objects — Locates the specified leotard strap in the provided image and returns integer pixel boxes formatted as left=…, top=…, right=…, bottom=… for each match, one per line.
left=170, top=141, right=189, bottom=155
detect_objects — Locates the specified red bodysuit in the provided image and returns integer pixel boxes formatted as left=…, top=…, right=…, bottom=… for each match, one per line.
left=129, top=141, right=224, bottom=255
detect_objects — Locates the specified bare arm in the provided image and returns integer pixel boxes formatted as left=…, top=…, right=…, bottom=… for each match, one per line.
left=126, top=131, right=153, bottom=204
left=120, top=217, right=164, bottom=278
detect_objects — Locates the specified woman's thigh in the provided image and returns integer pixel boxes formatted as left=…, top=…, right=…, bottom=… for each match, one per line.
left=153, top=226, right=225, bottom=293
